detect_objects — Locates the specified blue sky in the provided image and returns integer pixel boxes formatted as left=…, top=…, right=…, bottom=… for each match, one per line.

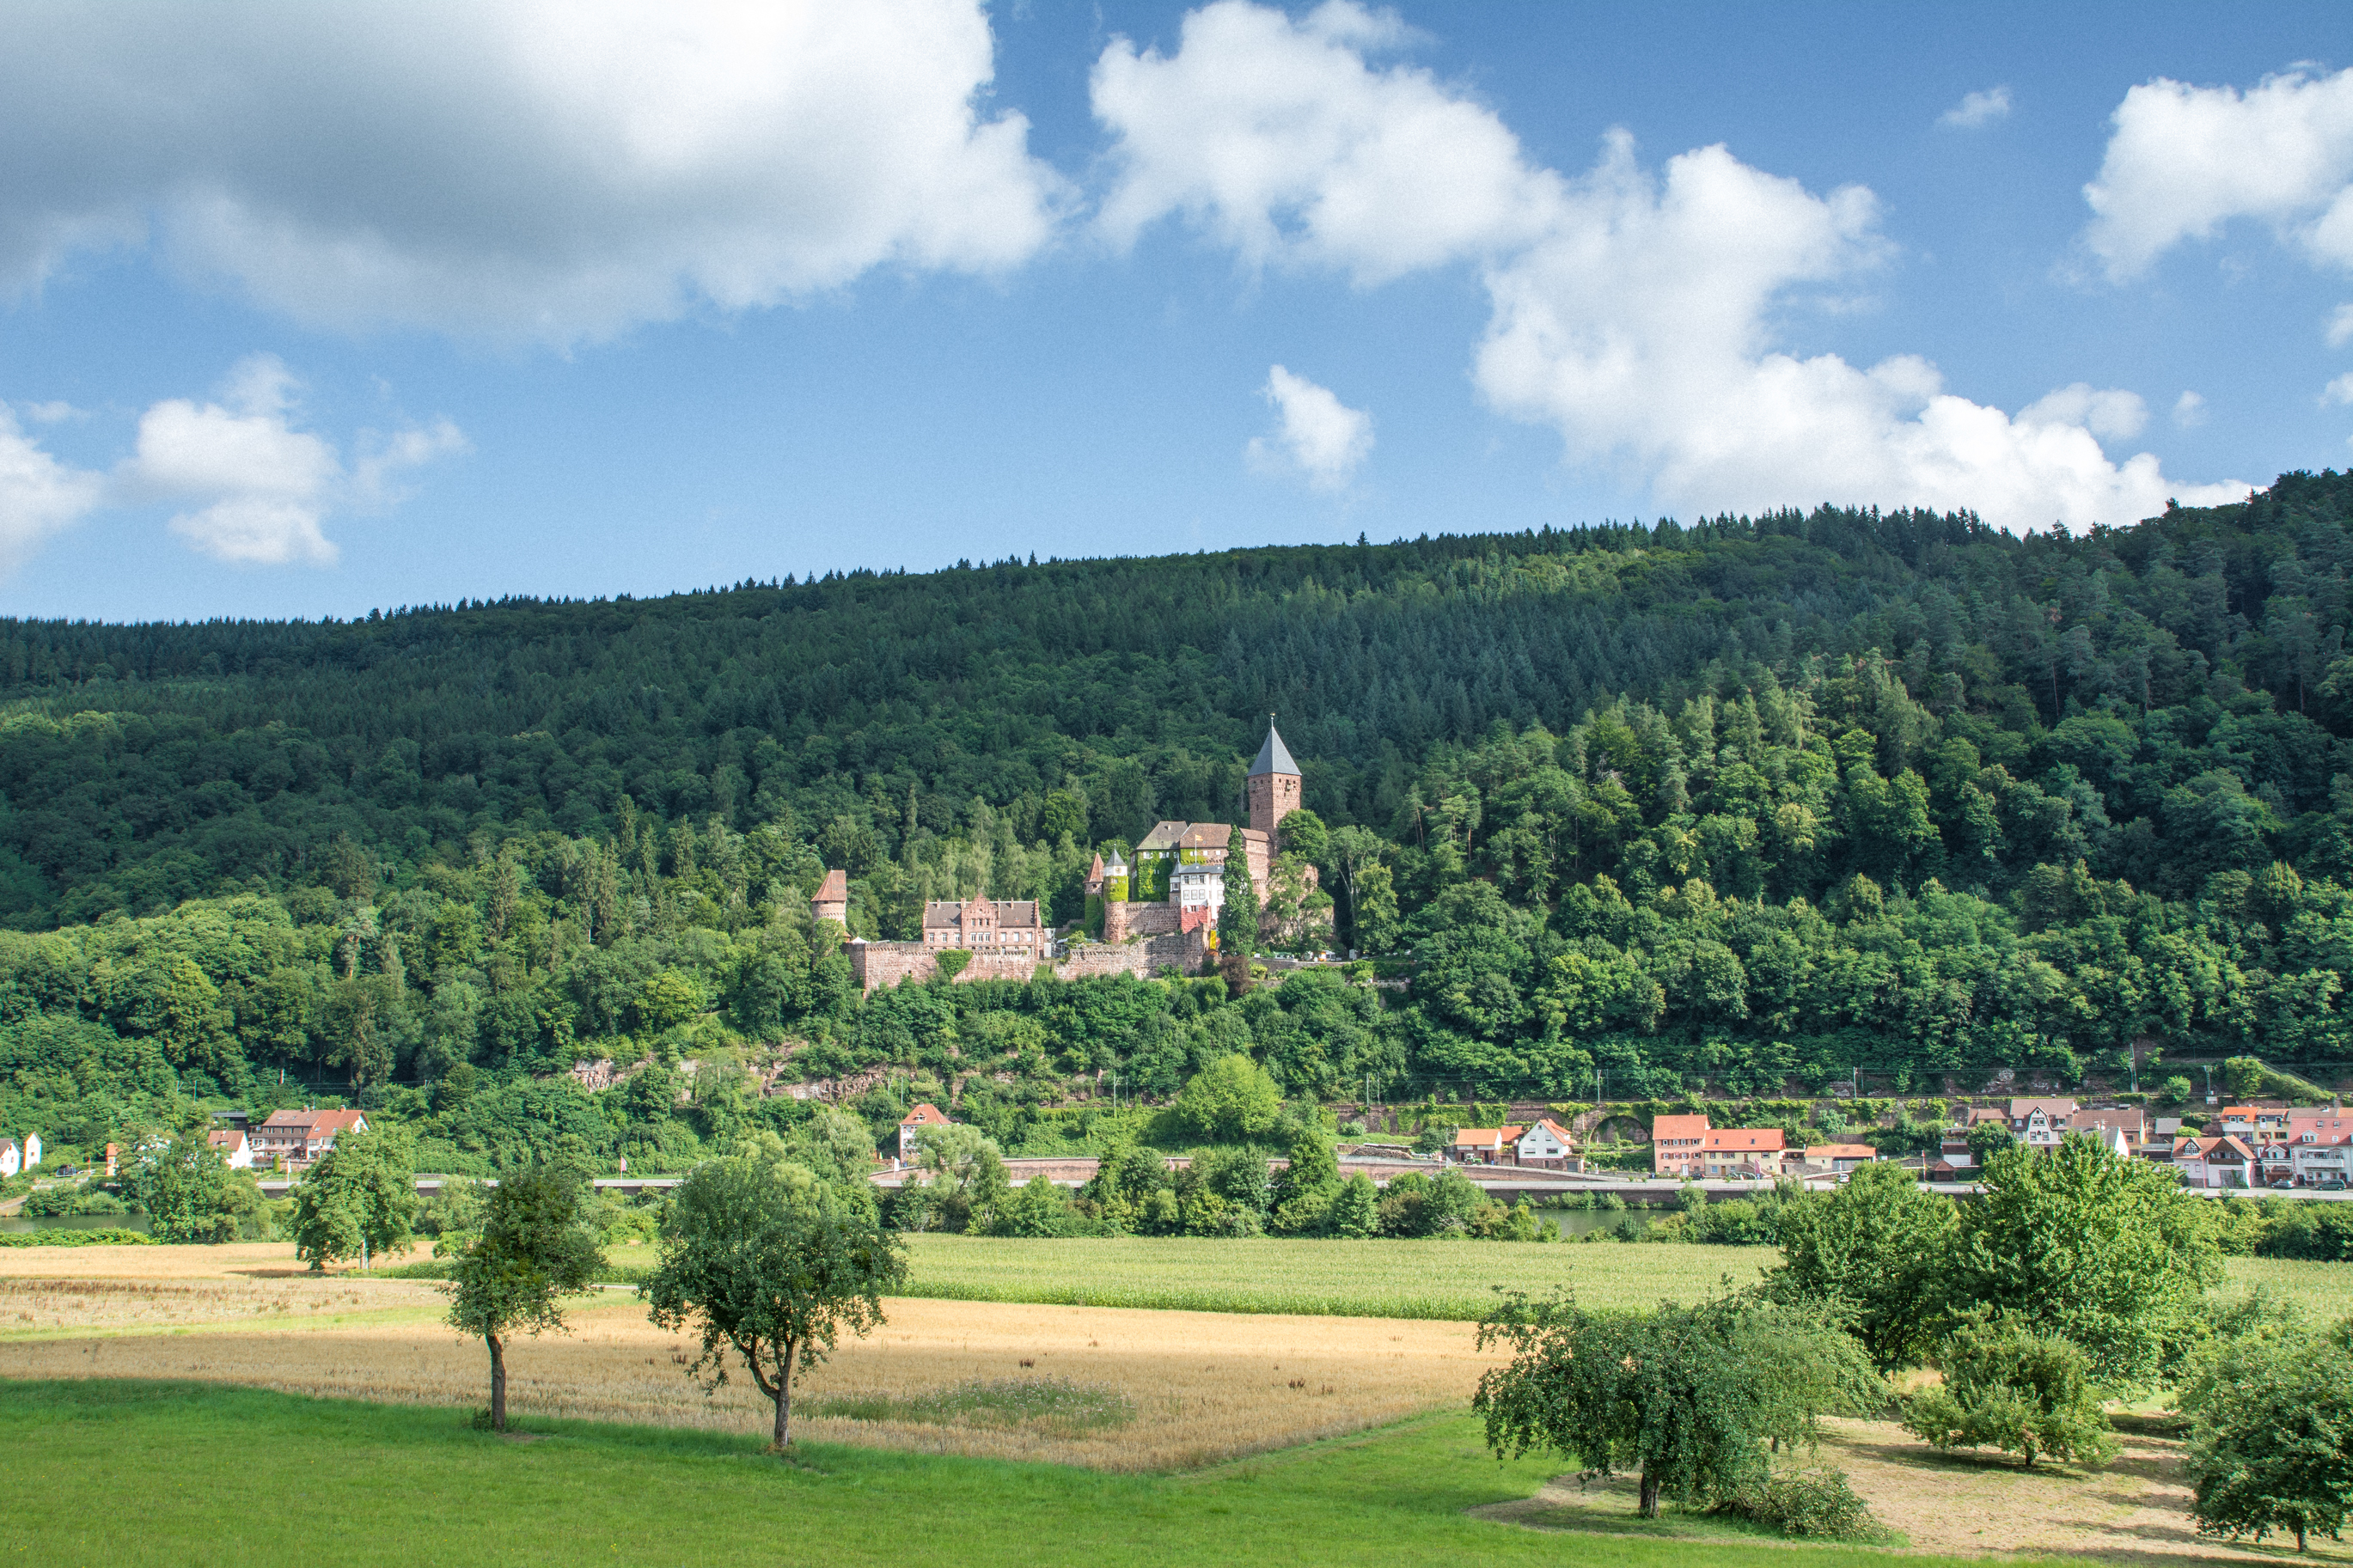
left=1, top=0, right=2350, bottom=623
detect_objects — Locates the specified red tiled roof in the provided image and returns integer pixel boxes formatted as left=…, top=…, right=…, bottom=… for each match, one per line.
left=1702, top=1128, right=1786, bottom=1152
left=1651, top=1113, right=1709, bottom=1141
left=899, top=1103, right=952, bottom=1128
left=816, top=869, right=848, bottom=901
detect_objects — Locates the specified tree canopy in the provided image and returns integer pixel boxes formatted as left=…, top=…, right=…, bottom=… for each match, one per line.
left=643, top=1151, right=905, bottom=1450
left=9, top=472, right=2353, bottom=1162
left=443, top=1162, right=606, bottom=1431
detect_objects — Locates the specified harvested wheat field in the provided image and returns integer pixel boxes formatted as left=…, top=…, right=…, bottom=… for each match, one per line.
left=0, top=1244, right=446, bottom=1338
left=0, top=1295, right=1500, bottom=1470
left=1478, top=1417, right=2338, bottom=1564
left=0, top=1242, right=321, bottom=1280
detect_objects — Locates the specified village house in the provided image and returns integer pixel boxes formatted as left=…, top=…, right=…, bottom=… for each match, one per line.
left=1515, top=1119, right=1578, bottom=1169
left=251, top=1108, right=369, bottom=1170
left=207, top=1127, right=255, bottom=1169
left=1650, top=1113, right=1709, bottom=1177
left=2212, top=1105, right=2291, bottom=1140
left=897, top=1102, right=954, bottom=1162
left=1701, top=1127, right=1787, bottom=1178
left=2292, top=1132, right=2352, bottom=1186
left=2075, top=1106, right=2148, bottom=1151
left=2255, top=1140, right=2295, bottom=1186
left=2288, top=1107, right=2351, bottom=1145
left=2173, top=1133, right=2258, bottom=1188
left=0, top=1138, right=18, bottom=1179
left=1802, top=1142, right=1879, bottom=1174
left=1937, top=1124, right=1977, bottom=1173
left=2008, top=1098, right=2077, bottom=1149
left=1451, top=1126, right=1521, bottom=1164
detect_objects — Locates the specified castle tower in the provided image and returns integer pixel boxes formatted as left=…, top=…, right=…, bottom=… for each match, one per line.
left=1246, top=717, right=1301, bottom=839
left=811, top=869, right=849, bottom=927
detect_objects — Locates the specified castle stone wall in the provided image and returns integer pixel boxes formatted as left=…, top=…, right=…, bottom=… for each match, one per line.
left=851, top=928, right=1207, bottom=994
left=1103, top=899, right=1180, bottom=943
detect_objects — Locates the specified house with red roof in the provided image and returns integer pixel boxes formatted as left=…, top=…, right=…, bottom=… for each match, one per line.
left=1451, top=1126, right=1524, bottom=1164
left=1650, top=1113, right=1709, bottom=1177
left=252, top=1107, right=368, bottom=1170
left=1702, top=1126, right=1787, bottom=1178
left=2174, top=1134, right=2258, bottom=1188
left=897, top=1102, right=955, bottom=1161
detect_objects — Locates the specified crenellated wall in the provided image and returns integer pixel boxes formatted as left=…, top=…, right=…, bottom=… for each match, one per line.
left=849, top=926, right=1207, bottom=994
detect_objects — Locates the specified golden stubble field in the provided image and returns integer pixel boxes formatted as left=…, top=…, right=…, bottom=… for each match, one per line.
left=0, top=1245, right=1501, bottom=1470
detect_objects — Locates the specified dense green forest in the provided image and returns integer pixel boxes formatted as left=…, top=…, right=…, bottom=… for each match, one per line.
left=6, top=469, right=2353, bottom=1172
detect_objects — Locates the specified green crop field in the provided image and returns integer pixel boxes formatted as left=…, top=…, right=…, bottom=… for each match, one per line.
left=898, top=1235, right=1782, bottom=1318
left=0, top=1379, right=2011, bottom=1568
left=895, top=1235, right=2353, bottom=1323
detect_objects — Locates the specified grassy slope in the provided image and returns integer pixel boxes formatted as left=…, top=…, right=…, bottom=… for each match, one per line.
left=3, top=1379, right=2020, bottom=1568
left=893, top=1235, right=2349, bottom=1321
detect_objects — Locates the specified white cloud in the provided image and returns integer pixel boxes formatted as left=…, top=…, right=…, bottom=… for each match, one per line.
left=21, top=400, right=84, bottom=424
left=2173, top=390, right=2209, bottom=427
left=2325, top=373, right=2353, bottom=406
left=0, top=407, right=106, bottom=570
left=34, top=354, right=470, bottom=569
left=1100, top=3, right=2240, bottom=532
left=1248, top=365, right=1372, bottom=488
left=117, top=355, right=464, bottom=564
left=2082, top=67, right=2353, bottom=278
left=2020, top=382, right=2147, bottom=440
left=2332, top=303, right=2353, bottom=346
left=1939, top=87, right=2012, bottom=130
left=1094, top=0, right=1560, bottom=283
left=0, top=1, right=1061, bottom=344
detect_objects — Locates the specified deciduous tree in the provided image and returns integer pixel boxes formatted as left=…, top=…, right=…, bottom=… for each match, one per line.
left=1476, top=1292, right=1877, bottom=1517
left=290, top=1126, right=417, bottom=1272
left=443, top=1164, right=606, bottom=1431
left=645, top=1155, right=905, bottom=1451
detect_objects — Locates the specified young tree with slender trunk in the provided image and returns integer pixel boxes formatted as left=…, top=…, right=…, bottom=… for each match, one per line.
left=645, top=1155, right=905, bottom=1451
left=444, top=1165, right=606, bottom=1432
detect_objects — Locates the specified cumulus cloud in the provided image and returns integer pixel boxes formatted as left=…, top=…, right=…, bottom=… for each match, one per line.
left=1248, top=365, right=1372, bottom=489
left=2332, top=303, right=2353, bottom=347
left=1094, top=0, right=1561, bottom=282
left=2325, top=373, right=2353, bottom=406
left=1940, top=87, right=2012, bottom=130
left=0, top=357, right=462, bottom=572
left=0, top=1, right=1062, bottom=343
left=0, top=406, right=106, bottom=569
left=1100, top=3, right=2239, bottom=531
left=115, top=356, right=464, bottom=564
left=2082, top=66, right=2353, bottom=278
left=2019, top=383, right=2148, bottom=440
left=2173, top=390, right=2209, bottom=428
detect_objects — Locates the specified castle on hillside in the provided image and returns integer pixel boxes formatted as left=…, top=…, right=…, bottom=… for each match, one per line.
left=817, top=720, right=1303, bottom=993
left=1089, top=720, right=1301, bottom=944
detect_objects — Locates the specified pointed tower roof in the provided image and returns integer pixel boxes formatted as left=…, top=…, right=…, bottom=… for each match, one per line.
left=1086, top=852, right=1105, bottom=880
left=1249, top=718, right=1298, bottom=778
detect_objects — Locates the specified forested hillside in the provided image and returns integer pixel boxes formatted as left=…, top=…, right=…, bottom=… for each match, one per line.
left=6, top=469, right=2353, bottom=1170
